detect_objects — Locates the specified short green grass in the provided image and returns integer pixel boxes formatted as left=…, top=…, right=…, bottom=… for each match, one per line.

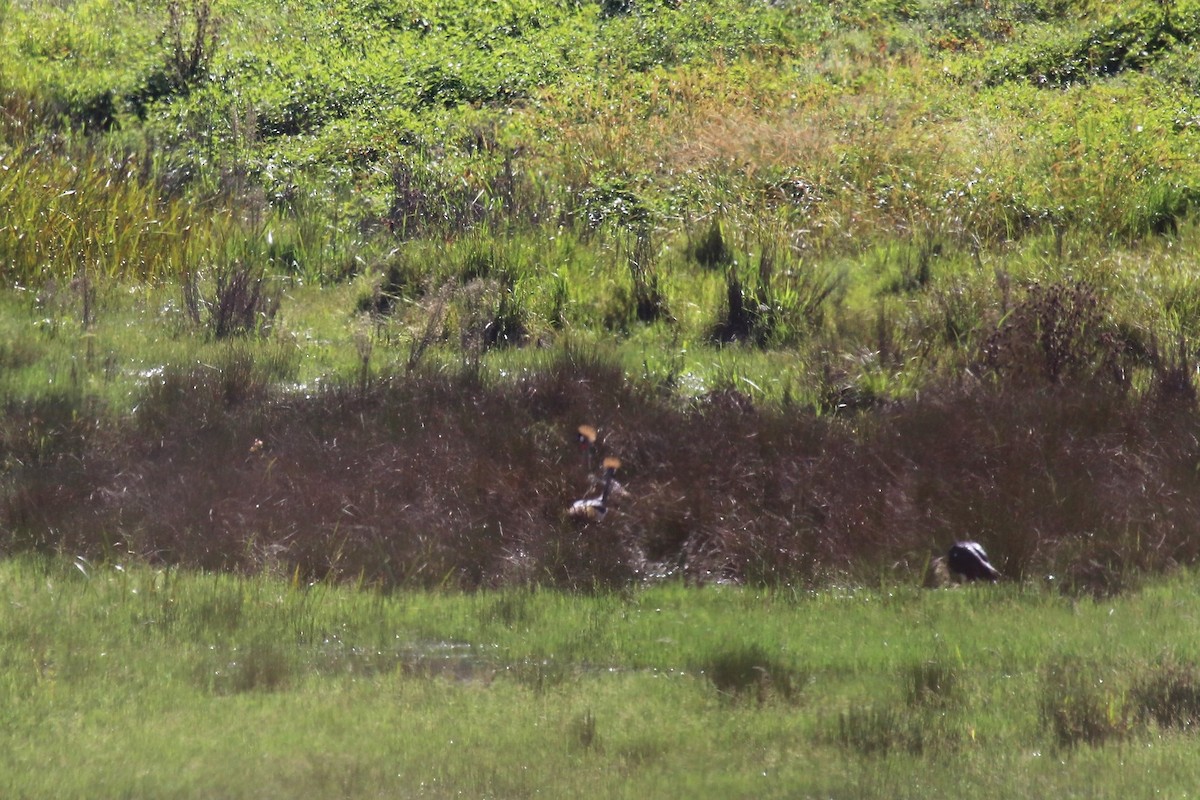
left=5, top=556, right=1200, bottom=798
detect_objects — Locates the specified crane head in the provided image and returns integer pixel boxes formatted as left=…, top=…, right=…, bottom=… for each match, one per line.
left=576, top=425, right=597, bottom=448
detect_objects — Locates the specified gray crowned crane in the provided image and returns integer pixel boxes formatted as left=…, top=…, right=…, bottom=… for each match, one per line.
left=568, top=457, right=621, bottom=522
left=576, top=424, right=598, bottom=473
left=946, top=540, right=1001, bottom=582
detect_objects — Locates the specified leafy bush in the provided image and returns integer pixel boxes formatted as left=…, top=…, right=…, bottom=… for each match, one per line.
left=978, top=3, right=1197, bottom=86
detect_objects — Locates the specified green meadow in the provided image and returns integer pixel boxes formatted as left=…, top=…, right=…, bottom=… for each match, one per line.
left=5, top=557, right=1200, bottom=798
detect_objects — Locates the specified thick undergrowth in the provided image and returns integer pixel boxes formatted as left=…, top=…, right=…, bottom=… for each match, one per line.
left=4, top=340, right=1197, bottom=594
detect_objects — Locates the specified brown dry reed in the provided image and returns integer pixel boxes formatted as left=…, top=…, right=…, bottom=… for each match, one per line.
left=3, top=327, right=1200, bottom=593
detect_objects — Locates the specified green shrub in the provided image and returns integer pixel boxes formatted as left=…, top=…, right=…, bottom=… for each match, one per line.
left=979, top=4, right=1194, bottom=86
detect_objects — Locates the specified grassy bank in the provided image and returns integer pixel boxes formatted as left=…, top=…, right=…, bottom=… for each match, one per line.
left=5, top=556, right=1200, bottom=797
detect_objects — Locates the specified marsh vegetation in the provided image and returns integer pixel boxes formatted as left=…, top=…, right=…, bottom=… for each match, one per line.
left=4, top=0, right=1200, bottom=590
left=6, top=3, right=1200, bottom=793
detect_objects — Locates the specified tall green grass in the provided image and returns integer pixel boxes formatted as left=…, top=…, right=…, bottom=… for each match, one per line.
left=0, top=144, right=198, bottom=285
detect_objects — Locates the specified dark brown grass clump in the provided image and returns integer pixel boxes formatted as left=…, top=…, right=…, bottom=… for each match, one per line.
left=979, top=279, right=1123, bottom=388
left=3, top=337, right=1200, bottom=591
left=1040, top=657, right=1136, bottom=748
left=1131, top=656, right=1200, bottom=731
left=698, top=642, right=807, bottom=704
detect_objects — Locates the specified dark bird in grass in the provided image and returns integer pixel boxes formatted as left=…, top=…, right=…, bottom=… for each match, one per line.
left=946, top=540, right=1001, bottom=582
left=569, top=457, right=621, bottom=522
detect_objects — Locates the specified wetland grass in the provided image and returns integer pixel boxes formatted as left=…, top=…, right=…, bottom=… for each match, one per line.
left=5, top=558, right=1200, bottom=797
